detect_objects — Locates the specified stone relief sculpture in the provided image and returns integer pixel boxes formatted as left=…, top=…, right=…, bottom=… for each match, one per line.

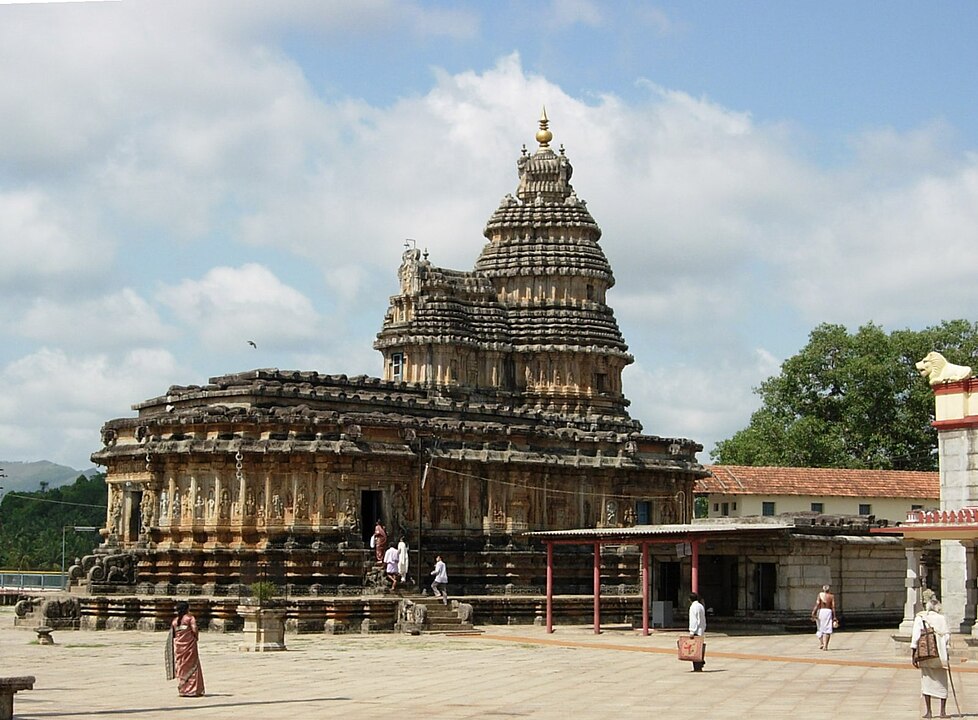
left=220, top=489, right=230, bottom=519
left=108, top=491, right=122, bottom=535
left=139, top=491, right=154, bottom=532
left=172, top=489, right=181, bottom=522
left=245, top=490, right=256, bottom=518
left=84, top=553, right=136, bottom=585
left=272, top=494, right=284, bottom=519
left=159, top=490, right=168, bottom=522
left=916, top=351, right=972, bottom=385
left=324, top=489, right=337, bottom=520
left=605, top=500, right=617, bottom=527
left=659, top=497, right=676, bottom=524
left=343, top=497, right=359, bottom=533
left=391, top=489, right=407, bottom=536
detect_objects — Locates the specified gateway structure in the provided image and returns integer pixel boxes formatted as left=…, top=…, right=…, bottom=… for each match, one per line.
left=86, top=114, right=706, bottom=600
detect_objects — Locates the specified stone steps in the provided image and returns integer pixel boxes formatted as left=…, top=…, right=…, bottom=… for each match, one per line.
left=399, top=594, right=481, bottom=635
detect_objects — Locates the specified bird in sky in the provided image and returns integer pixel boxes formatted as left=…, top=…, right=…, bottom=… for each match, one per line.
left=247, top=340, right=257, bottom=349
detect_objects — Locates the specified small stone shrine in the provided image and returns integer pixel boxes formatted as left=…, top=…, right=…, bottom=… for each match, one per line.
left=87, top=112, right=707, bottom=601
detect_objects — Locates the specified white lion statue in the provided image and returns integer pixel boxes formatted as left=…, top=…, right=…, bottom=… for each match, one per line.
left=916, top=351, right=972, bottom=385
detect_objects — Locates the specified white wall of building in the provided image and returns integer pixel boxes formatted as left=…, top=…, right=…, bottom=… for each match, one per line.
left=705, top=494, right=932, bottom=524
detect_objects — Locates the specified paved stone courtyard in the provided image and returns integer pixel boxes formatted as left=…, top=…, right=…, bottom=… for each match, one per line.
left=2, top=609, right=976, bottom=719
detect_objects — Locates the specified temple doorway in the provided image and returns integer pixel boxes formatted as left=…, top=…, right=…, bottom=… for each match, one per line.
left=699, top=555, right=738, bottom=616
left=657, top=560, right=681, bottom=608
left=127, top=490, right=142, bottom=542
left=360, top=490, right=383, bottom=544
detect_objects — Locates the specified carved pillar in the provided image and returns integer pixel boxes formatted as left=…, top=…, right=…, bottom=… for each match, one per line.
left=237, top=453, right=247, bottom=525
left=214, top=469, right=223, bottom=526
left=317, top=466, right=327, bottom=526
left=898, top=541, right=924, bottom=636
left=291, top=470, right=299, bottom=523
left=189, top=474, right=199, bottom=527
left=167, top=473, right=176, bottom=527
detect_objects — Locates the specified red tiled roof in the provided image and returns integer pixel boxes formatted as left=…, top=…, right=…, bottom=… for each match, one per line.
left=698, top=465, right=939, bottom=500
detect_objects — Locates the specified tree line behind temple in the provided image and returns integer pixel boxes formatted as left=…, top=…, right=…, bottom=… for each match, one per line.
left=0, top=473, right=106, bottom=571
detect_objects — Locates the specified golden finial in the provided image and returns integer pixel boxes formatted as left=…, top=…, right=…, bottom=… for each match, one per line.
left=535, top=106, right=552, bottom=148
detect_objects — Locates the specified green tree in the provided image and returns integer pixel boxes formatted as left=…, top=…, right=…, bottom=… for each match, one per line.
left=0, top=473, right=106, bottom=570
left=711, top=321, right=978, bottom=470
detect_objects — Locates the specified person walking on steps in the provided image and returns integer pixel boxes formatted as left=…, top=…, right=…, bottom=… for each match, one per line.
left=430, top=555, right=448, bottom=605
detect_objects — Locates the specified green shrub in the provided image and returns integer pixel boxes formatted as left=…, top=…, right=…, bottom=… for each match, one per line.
left=249, top=581, right=277, bottom=605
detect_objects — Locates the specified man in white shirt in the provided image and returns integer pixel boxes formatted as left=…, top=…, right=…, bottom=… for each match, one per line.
left=430, top=555, right=448, bottom=605
left=383, top=544, right=400, bottom=590
left=688, top=592, right=706, bottom=671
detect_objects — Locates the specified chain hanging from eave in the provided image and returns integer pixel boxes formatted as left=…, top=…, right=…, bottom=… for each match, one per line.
left=235, top=450, right=244, bottom=485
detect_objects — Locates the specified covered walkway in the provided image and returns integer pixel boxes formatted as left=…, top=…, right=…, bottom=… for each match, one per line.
left=525, top=523, right=790, bottom=635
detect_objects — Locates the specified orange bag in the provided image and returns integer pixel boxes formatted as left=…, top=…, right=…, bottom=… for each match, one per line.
left=677, top=635, right=705, bottom=662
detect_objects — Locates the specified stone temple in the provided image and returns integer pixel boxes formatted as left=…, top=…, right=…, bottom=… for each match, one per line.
left=85, top=113, right=706, bottom=624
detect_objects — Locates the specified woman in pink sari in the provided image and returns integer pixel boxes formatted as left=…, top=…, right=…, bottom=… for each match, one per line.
left=168, top=601, right=205, bottom=697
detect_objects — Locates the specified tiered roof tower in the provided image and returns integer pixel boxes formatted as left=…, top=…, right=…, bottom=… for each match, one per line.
left=375, top=110, right=633, bottom=420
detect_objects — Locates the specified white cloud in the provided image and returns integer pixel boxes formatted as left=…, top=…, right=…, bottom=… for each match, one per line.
left=0, top=348, right=181, bottom=468
left=776, top=158, right=978, bottom=326
left=635, top=6, right=675, bottom=35
left=624, top=348, right=781, bottom=459
left=14, top=289, right=174, bottom=349
left=0, top=190, right=110, bottom=291
left=550, top=0, right=604, bottom=28
left=157, top=264, right=324, bottom=351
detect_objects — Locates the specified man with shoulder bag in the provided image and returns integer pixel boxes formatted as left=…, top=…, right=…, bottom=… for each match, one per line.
left=911, top=597, right=954, bottom=719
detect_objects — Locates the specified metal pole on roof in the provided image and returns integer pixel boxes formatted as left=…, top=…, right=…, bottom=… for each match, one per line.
left=546, top=542, right=553, bottom=634
left=593, top=540, right=601, bottom=634
left=642, top=541, right=650, bottom=636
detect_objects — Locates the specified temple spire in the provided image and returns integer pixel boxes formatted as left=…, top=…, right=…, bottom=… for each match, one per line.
left=535, top=107, right=553, bottom=149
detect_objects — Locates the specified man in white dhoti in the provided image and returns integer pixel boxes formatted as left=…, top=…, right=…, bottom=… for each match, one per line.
left=397, top=537, right=410, bottom=584
left=911, top=596, right=951, bottom=719
left=810, top=584, right=837, bottom=650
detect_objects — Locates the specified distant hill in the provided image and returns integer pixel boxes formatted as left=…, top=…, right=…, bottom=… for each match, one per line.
left=0, top=460, right=99, bottom=495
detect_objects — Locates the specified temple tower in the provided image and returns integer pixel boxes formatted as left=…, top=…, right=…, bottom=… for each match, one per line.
left=375, top=110, right=633, bottom=420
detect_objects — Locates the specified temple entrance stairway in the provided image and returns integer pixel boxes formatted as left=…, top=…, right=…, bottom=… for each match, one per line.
left=396, top=593, right=481, bottom=635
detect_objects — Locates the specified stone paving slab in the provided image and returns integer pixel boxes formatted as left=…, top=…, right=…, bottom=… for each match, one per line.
left=0, top=610, right=975, bottom=719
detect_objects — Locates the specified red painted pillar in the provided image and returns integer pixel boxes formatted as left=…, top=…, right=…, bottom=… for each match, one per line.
left=546, top=542, right=554, bottom=634
left=691, top=539, right=700, bottom=594
left=641, top=541, right=650, bottom=636
left=593, top=540, right=601, bottom=634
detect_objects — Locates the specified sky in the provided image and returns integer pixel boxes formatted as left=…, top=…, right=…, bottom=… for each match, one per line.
left=1, top=0, right=977, bottom=471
